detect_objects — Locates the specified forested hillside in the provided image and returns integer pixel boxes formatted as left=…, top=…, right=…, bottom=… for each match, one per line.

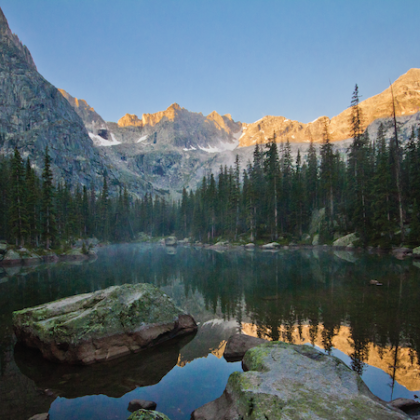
left=1, top=86, right=420, bottom=250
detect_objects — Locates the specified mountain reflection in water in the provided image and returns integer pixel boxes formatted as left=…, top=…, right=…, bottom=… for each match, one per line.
left=1, top=243, right=419, bottom=420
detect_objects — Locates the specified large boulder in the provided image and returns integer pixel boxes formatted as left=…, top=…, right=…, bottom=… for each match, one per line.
left=13, top=283, right=197, bottom=365
left=192, top=342, right=409, bottom=420
left=165, top=236, right=177, bottom=246
left=333, top=233, right=358, bottom=247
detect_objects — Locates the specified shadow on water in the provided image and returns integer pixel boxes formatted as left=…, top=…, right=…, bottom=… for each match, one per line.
left=14, top=333, right=196, bottom=399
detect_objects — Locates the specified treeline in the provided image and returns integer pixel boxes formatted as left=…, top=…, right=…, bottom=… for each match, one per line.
left=0, top=146, right=135, bottom=247
left=154, top=86, right=420, bottom=247
left=1, top=86, right=420, bottom=248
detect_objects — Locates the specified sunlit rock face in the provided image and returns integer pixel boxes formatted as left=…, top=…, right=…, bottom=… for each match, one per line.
left=60, top=94, right=244, bottom=195
left=0, top=7, right=110, bottom=190
left=238, top=68, right=420, bottom=147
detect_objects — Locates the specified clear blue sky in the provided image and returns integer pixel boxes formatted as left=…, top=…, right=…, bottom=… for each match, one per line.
left=2, top=0, right=419, bottom=124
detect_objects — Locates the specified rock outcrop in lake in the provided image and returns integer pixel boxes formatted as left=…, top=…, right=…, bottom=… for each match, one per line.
left=192, top=341, right=409, bottom=420
left=13, top=283, right=197, bottom=364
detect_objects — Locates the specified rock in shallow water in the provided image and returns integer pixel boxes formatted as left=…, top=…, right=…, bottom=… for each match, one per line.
left=192, top=341, right=410, bottom=420
left=223, top=333, right=267, bottom=362
left=13, top=283, right=197, bottom=364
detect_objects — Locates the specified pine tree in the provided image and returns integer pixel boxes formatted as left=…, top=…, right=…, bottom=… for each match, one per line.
left=263, top=138, right=280, bottom=239
left=306, top=138, right=318, bottom=212
left=41, top=146, right=56, bottom=249
left=347, top=85, right=369, bottom=243
left=25, top=158, right=40, bottom=246
left=10, top=148, right=28, bottom=246
left=319, top=120, right=335, bottom=228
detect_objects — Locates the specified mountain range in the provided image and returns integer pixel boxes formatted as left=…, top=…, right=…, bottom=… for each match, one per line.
left=1, top=7, right=419, bottom=197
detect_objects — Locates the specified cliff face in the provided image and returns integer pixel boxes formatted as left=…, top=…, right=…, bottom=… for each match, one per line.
left=115, top=103, right=242, bottom=150
left=0, top=7, right=110, bottom=189
left=239, top=68, right=420, bottom=147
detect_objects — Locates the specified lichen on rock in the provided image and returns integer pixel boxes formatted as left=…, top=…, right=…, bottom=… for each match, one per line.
left=127, top=410, right=170, bottom=420
left=13, top=283, right=197, bottom=364
left=192, top=341, right=410, bottom=419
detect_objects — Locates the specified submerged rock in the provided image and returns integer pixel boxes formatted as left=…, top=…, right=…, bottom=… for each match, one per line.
left=13, top=283, right=197, bottom=365
left=128, top=410, right=170, bottom=420
left=15, top=334, right=195, bottom=398
left=192, top=341, right=409, bottom=420
left=28, top=414, right=49, bottom=420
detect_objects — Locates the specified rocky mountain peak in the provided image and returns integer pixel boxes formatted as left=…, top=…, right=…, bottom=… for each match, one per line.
left=168, top=103, right=181, bottom=111
left=0, top=7, right=36, bottom=70
left=238, top=68, right=420, bottom=147
left=117, top=113, right=143, bottom=127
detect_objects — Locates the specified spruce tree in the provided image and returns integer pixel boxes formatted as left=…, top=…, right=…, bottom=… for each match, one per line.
left=41, top=146, right=56, bottom=249
left=10, top=148, right=28, bottom=246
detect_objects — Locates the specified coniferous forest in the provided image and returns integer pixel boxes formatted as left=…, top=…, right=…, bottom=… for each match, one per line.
left=1, top=86, right=420, bottom=250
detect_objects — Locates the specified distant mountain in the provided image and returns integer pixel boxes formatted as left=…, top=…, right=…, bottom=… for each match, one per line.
left=58, top=91, right=244, bottom=194
left=2, top=5, right=419, bottom=199
left=0, top=8, right=112, bottom=190
left=238, top=68, right=420, bottom=147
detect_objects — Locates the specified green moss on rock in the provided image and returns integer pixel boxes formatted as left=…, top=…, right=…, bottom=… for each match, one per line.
left=127, top=409, right=170, bottom=420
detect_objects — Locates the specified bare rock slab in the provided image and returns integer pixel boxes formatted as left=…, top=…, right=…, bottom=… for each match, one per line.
left=223, top=333, right=267, bottom=362
left=13, top=283, right=197, bottom=364
left=192, top=341, right=409, bottom=420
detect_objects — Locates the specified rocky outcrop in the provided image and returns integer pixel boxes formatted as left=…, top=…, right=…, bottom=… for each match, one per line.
left=118, top=113, right=144, bottom=127
left=238, top=68, right=420, bottom=147
left=223, top=333, right=267, bottom=362
left=192, top=342, right=409, bottom=420
left=58, top=89, right=107, bottom=134
left=13, top=283, right=197, bottom=364
left=165, top=236, right=177, bottom=246
left=333, top=233, right=358, bottom=247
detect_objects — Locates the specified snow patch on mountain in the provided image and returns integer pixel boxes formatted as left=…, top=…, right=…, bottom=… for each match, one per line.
left=89, top=132, right=121, bottom=147
left=137, top=135, right=148, bottom=143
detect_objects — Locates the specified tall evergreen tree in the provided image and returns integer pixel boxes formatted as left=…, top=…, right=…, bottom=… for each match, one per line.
left=41, top=146, right=56, bottom=249
left=10, top=148, right=28, bottom=246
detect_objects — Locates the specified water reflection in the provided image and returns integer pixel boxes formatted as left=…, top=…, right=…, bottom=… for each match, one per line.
left=1, top=244, right=420, bottom=419
left=14, top=334, right=195, bottom=398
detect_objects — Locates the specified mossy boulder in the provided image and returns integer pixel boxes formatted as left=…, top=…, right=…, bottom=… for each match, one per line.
left=192, top=342, right=409, bottom=420
left=128, top=410, right=170, bottom=420
left=13, top=283, right=197, bottom=364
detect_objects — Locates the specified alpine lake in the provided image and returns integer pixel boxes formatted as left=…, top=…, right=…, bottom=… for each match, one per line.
left=1, top=243, right=420, bottom=420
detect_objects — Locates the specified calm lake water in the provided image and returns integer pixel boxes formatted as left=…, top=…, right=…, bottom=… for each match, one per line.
left=1, top=243, right=420, bottom=420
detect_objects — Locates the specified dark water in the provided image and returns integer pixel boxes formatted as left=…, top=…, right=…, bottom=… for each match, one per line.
left=1, top=244, right=420, bottom=420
